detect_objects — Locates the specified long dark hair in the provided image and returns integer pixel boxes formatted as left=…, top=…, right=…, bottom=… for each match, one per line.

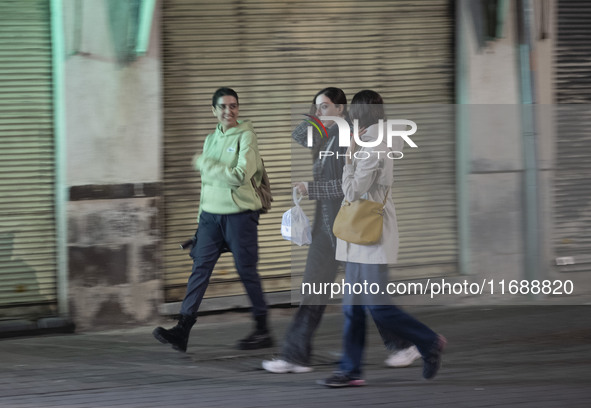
left=349, top=90, right=385, bottom=128
left=310, top=87, right=348, bottom=119
left=310, top=87, right=348, bottom=158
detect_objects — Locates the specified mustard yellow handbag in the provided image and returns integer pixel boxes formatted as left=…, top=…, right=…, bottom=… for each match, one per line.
left=332, top=189, right=389, bottom=245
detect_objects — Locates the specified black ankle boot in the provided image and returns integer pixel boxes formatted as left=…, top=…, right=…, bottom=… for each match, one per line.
left=153, top=314, right=196, bottom=352
left=236, top=314, right=273, bottom=350
left=255, top=314, right=268, bottom=332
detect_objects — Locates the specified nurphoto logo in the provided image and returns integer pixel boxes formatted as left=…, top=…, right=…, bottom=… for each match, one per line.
left=305, top=115, right=418, bottom=160
left=303, top=114, right=329, bottom=140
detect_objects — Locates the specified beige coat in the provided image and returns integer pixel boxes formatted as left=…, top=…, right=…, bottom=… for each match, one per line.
left=335, top=122, right=403, bottom=264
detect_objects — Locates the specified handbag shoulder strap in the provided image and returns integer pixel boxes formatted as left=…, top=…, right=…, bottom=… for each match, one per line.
left=351, top=186, right=391, bottom=206
left=381, top=187, right=391, bottom=206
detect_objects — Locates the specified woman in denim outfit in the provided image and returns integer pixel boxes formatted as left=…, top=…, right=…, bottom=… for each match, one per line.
left=321, top=90, right=446, bottom=388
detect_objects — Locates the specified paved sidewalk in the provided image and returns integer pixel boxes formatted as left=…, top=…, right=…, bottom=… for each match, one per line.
left=0, top=305, right=590, bottom=407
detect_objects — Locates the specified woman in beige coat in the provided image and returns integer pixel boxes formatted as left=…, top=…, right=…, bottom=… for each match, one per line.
left=321, top=90, right=446, bottom=388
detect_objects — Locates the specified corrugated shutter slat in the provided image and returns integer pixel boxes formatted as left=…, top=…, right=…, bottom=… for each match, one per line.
left=553, top=1, right=591, bottom=272
left=0, top=0, right=57, bottom=310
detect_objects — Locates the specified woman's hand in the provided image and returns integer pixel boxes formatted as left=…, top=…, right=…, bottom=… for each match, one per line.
left=292, top=181, right=308, bottom=196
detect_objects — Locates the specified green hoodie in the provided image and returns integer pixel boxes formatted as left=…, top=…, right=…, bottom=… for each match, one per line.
left=194, top=120, right=264, bottom=218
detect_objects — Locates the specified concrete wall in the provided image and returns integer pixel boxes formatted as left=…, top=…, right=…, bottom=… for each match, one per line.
left=68, top=198, right=161, bottom=329
left=62, top=0, right=162, bottom=329
left=460, top=0, right=556, bottom=293
left=63, top=0, right=161, bottom=185
left=461, top=1, right=523, bottom=288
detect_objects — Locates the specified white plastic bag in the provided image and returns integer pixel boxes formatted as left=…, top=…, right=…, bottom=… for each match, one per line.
left=281, top=187, right=312, bottom=246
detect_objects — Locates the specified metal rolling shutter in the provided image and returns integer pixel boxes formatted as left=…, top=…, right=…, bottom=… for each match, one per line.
left=0, top=1, right=57, bottom=311
left=161, top=0, right=456, bottom=302
left=554, top=0, right=591, bottom=272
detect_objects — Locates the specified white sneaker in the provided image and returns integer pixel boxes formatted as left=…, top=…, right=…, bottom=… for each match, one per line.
left=262, top=359, right=313, bottom=374
left=385, top=345, right=421, bottom=368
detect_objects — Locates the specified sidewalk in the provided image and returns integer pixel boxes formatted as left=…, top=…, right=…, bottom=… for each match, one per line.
left=0, top=305, right=590, bottom=407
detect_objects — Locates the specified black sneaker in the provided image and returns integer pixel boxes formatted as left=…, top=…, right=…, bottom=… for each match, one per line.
left=318, top=372, right=366, bottom=388
left=236, top=330, right=273, bottom=350
left=423, top=334, right=447, bottom=380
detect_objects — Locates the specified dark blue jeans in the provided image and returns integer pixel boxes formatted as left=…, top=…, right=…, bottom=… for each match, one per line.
left=281, top=227, right=411, bottom=366
left=180, top=210, right=267, bottom=318
left=340, top=262, right=438, bottom=378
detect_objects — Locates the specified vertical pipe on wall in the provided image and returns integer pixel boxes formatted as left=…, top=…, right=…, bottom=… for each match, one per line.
left=495, top=0, right=510, bottom=38
left=135, top=0, right=156, bottom=56
left=456, top=0, right=470, bottom=275
left=516, top=0, right=540, bottom=282
left=50, top=0, right=69, bottom=316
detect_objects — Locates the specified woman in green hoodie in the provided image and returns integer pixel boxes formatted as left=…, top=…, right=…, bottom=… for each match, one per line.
left=153, top=87, right=272, bottom=352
